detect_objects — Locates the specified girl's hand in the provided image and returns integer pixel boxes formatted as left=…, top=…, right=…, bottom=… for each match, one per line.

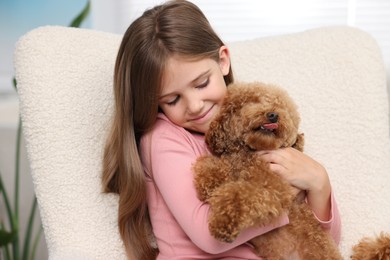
left=258, top=147, right=332, bottom=221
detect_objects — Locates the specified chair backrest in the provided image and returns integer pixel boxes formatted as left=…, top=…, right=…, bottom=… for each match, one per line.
left=15, top=26, right=390, bottom=259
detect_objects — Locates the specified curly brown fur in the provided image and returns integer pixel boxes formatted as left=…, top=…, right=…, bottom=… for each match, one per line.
left=351, top=233, right=390, bottom=260
left=193, top=82, right=342, bottom=259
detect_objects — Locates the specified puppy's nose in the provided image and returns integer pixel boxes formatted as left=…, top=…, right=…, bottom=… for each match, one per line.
left=267, top=112, right=278, bottom=123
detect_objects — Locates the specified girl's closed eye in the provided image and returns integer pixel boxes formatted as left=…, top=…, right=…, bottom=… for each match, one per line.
left=167, top=95, right=180, bottom=106
left=196, top=78, right=209, bottom=89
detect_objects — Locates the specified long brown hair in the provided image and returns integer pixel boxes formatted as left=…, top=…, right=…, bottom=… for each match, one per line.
left=102, top=1, right=234, bottom=259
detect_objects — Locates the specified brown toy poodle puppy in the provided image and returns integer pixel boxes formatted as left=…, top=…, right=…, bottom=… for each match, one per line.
left=351, top=232, right=390, bottom=260
left=193, top=82, right=342, bottom=259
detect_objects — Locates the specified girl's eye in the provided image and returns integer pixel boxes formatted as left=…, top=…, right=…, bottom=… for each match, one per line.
left=197, top=78, right=209, bottom=89
left=167, top=96, right=180, bottom=106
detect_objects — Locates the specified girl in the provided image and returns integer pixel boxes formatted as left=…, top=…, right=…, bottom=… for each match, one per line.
left=102, top=1, right=341, bottom=259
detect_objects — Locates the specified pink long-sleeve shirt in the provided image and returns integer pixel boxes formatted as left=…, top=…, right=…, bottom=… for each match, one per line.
left=140, top=113, right=341, bottom=260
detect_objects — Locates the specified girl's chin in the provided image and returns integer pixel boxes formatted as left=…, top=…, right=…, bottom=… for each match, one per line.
left=185, top=123, right=209, bottom=134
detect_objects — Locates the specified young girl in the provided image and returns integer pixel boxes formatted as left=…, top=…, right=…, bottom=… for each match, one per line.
left=102, top=1, right=341, bottom=259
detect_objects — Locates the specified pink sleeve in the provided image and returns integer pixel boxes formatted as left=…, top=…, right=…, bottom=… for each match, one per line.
left=148, top=127, right=289, bottom=254
left=312, top=190, right=342, bottom=245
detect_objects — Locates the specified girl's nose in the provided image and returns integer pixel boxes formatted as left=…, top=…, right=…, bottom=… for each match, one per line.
left=187, top=98, right=204, bottom=114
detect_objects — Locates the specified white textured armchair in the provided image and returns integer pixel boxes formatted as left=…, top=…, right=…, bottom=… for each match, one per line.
left=14, top=26, right=390, bottom=259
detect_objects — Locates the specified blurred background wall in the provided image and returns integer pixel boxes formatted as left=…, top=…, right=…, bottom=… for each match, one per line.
left=1, top=0, right=389, bottom=258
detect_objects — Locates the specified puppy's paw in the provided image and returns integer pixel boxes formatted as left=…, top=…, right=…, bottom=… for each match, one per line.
left=207, top=188, right=247, bottom=242
left=208, top=214, right=240, bottom=243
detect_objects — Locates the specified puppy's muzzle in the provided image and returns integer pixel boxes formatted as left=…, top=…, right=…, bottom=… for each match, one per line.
left=267, top=112, right=278, bottom=123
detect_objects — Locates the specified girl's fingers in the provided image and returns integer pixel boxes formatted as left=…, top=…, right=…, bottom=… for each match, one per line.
left=258, top=148, right=312, bottom=190
left=268, top=162, right=287, bottom=174
left=258, top=149, right=293, bottom=170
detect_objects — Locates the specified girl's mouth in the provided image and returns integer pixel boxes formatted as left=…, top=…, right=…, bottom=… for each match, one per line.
left=190, top=105, right=215, bottom=122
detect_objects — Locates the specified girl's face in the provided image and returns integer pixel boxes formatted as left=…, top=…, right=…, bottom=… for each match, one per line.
left=159, top=46, right=231, bottom=134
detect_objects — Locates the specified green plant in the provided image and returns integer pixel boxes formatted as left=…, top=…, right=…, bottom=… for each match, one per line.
left=0, top=1, right=90, bottom=259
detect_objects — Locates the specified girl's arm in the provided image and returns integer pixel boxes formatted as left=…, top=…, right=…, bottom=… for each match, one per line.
left=314, top=190, right=341, bottom=244
left=141, top=123, right=289, bottom=254
left=258, top=147, right=341, bottom=243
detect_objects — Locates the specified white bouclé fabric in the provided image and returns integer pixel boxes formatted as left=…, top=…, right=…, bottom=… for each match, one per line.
left=15, top=26, right=390, bottom=259
left=15, top=26, right=126, bottom=259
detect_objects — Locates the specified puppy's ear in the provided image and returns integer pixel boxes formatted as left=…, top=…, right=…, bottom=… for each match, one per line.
left=205, top=87, right=238, bottom=155
left=292, top=133, right=305, bottom=152
left=205, top=118, right=229, bottom=156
